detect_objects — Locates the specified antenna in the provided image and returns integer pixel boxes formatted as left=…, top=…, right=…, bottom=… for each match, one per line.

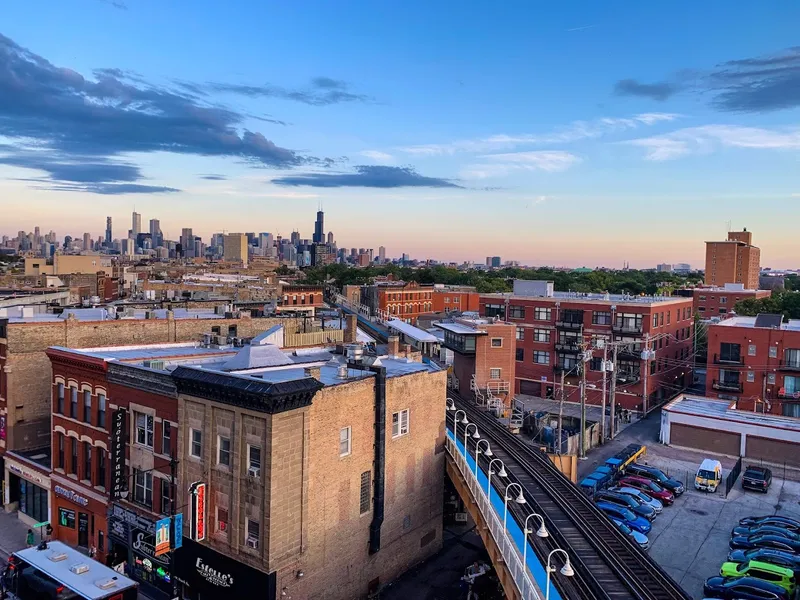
left=726, top=220, right=732, bottom=232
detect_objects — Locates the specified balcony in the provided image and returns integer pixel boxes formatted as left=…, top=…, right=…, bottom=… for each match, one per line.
left=712, top=379, right=743, bottom=393
left=618, top=347, right=644, bottom=361
left=554, top=364, right=581, bottom=376
left=555, top=320, right=583, bottom=331
left=779, top=359, right=800, bottom=372
left=555, top=341, right=580, bottom=353
left=714, top=353, right=744, bottom=366
left=616, top=370, right=641, bottom=385
left=612, top=323, right=643, bottom=335
left=778, top=387, right=800, bottom=399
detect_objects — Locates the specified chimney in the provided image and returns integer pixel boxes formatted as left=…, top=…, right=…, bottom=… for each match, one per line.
left=387, top=335, right=400, bottom=357
left=304, top=366, right=321, bottom=380
left=344, top=314, right=358, bottom=344
left=403, top=344, right=412, bottom=357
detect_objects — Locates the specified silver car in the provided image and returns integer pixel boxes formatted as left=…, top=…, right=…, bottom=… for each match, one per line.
left=611, top=486, right=663, bottom=513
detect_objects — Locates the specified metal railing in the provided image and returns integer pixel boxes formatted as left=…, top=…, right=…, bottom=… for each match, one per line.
left=445, top=435, right=543, bottom=600
left=714, top=353, right=743, bottom=365
left=712, top=379, right=743, bottom=393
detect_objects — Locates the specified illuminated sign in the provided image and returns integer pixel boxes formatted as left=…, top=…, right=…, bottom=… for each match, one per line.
left=54, top=485, right=89, bottom=507
left=111, top=409, right=128, bottom=499
left=189, top=482, right=206, bottom=542
left=155, top=518, right=170, bottom=557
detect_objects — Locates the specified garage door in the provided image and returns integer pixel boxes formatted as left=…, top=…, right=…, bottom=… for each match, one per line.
left=519, top=380, right=542, bottom=397
left=670, top=423, right=741, bottom=456
left=747, top=436, right=800, bottom=468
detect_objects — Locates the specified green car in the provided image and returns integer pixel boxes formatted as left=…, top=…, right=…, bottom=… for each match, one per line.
left=720, top=560, right=797, bottom=593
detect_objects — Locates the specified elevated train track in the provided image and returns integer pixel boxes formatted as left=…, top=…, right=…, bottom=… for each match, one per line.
left=447, top=391, right=690, bottom=600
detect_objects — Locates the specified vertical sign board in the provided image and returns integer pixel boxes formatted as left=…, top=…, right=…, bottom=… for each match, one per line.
left=154, top=517, right=170, bottom=557
left=173, top=513, right=183, bottom=550
left=111, top=409, right=128, bottom=499
left=189, top=483, right=206, bottom=542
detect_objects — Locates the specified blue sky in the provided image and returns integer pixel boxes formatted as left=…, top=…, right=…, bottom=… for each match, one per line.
left=1, top=1, right=799, bottom=267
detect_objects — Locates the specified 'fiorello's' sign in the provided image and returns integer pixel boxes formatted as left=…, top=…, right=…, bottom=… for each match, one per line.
left=195, top=557, right=234, bottom=588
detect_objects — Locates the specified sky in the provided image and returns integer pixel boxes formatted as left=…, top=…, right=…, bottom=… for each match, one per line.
left=1, top=1, right=799, bottom=268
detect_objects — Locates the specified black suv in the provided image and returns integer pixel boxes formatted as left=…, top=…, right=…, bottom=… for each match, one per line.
left=742, top=465, right=772, bottom=492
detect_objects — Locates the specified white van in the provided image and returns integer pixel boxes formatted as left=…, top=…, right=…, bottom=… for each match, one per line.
left=695, top=459, right=723, bottom=492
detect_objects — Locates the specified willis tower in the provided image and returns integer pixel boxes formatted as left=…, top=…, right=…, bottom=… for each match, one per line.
left=313, top=208, right=324, bottom=244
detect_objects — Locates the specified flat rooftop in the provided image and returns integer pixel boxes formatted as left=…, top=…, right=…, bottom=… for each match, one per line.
left=482, top=291, right=688, bottom=305
left=2, top=306, right=229, bottom=323
left=664, top=395, right=800, bottom=433
left=715, top=316, right=800, bottom=331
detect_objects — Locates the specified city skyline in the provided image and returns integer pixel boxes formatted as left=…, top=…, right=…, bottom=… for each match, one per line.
left=2, top=2, right=799, bottom=267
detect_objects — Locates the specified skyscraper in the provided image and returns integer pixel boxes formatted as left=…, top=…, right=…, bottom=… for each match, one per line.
left=378, top=246, right=386, bottom=264
left=131, top=211, right=142, bottom=238
left=705, top=228, right=760, bottom=289
left=223, top=233, right=249, bottom=266
left=290, top=230, right=300, bottom=245
left=83, top=233, right=92, bottom=251
left=313, top=210, right=324, bottom=244
left=327, top=231, right=334, bottom=245
left=149, top=219, right=162, bottom=248
left=180, top=228, right=194, bottom=258
left=105, top=217, right=112, bottom=245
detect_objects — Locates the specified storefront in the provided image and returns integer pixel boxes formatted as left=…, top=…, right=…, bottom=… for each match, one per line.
left=108, top=503, right=174, bottom=600
left=174, top=537, right=276, bottom=600
left=3, top=453, right=51, bottom=528
left=50, top=474, right=108, bottom=563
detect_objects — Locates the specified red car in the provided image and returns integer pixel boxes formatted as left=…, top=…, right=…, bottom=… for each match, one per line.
left=618, top=476, right=675, bottom=505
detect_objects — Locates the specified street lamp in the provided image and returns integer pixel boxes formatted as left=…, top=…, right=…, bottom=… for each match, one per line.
left=503, top=482, right=526, bottom=531
left=446, top=398, right=455, bottom=411
left=463, top=423, right=480, bottom=455
left=487, top=458, right=507, bottom=495
left=474, top=439, right=492, bottom=477
left=522, top=513, right=549, bottom=574
left=454, top=410, right=468, bottom=428
left=546, top=548, right=575, bottom=600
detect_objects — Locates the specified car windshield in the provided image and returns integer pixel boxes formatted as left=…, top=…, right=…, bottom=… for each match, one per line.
left=617, top=522, right=632, bottom=534
left=745, top=469, right=764, bottom=478
left=645, top=481, right=661, bottom=492
left=698, top=469, right=716, bottom=479
left=619, top=508, right=635, bottom=520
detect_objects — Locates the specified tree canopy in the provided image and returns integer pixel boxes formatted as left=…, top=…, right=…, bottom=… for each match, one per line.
left=735, top=291, right=800, bottom=321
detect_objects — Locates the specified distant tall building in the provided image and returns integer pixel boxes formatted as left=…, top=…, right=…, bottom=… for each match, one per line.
left=149, top=219, right=162, bottom=247
left=290, top=230, right=300, bottom=245
left=378, top=246, right=386, bottom=264
left=131, top=211, right=142, bottom=239
left=259, top=232, right=273, bottom=250
left=223, top=233, right=249, bottom=266
left=105, top=217, right=112, bottom=246
left=705, top=228, right=761, bottom=289
left=82, top=233, right=92, bottom=251
left=673, top=263, right=691, bottom=274
left=490, top=256, right=501, bottom=268
left=313, top=210, right=324, bottom=244
left=656, top=263, right=673, bottom=273
left=326, top=231, right=334, bottom=245
left=180, top=228, right=194, bottom=258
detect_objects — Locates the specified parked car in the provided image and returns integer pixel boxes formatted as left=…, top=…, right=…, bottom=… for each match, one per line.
left=732, top=526, right=800, bottom=541
left=625, top=464, right=685, bottom=496
left=703, top=576, right=790, bottom=600
left=719, top=560, right=796, bottom=593
left=727, top=549, right=800, bottom=574
left=611, top=518, right=649, bottom=550
left=618, top=476, right=675, bottom=505
left=742, top=466, right=773, bottom=493
left=695, top=458, right=723, bottom=492
left=729, top=534, right=800, bottom=553
left=740, top=516, right=800, bottom=531
left=594, top=491, right=656, bottom=521
left=609, top=486, right=664, bottom=513
left=595, top=502, right=651, bottom=534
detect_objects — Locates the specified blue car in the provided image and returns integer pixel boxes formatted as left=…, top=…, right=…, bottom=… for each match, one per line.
left=596, top=501, right=651, bottom=534
left=612, top=518, right=649, bottom=550
left=727, top=548, right=800, bottom=573
left=731, top=525, right=800, bottom=540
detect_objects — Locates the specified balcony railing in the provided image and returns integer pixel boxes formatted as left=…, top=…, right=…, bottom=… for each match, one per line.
left=554, top=364, right=580, bottom=375
left=779, top=360, right=800, bottom=372
left=618, top=347, right=644, bottom=360
left=612, top=323, right=643, bottom=335
left=713, top=379, right=743, bottom=393
left=555, top=342, right=580, bottom=353
left=778, top=388, right=800, bottom=399
left=714, top=353, right=743, bottom=365
left=555, top=320, right=583, bottom=330
left=616, top=371, right=641, bottom=385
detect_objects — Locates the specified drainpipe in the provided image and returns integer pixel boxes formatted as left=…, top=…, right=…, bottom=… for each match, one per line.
left=367, top=364, right=387, bottom=554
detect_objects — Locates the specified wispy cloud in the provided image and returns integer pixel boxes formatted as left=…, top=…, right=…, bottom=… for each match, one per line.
left=359, top=150, right=395, bottom=164
left=273, top=165, right=461, bottom=188
left=566, top=24, right=597, bottom=32
left=626, top=125, right=800, bottom=161
left=461, top=151, right=580, bottom=179
left=398, top=113, right=679, bottom=156
left=199, top=174, right=227, bottom=181
left=615, top=46, right=800, bottom=113
left=193, top=77, right=372, bottom=106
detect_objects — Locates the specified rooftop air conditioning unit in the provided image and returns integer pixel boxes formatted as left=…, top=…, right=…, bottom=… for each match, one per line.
left=145, top=311, right=157, bottom=319
left=70, top=563, right=90, bottom=575
left=143, top=359, right=166, bottom=370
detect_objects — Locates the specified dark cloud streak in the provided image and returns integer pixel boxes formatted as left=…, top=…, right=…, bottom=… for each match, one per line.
left=205, top=76, right=371, bottom=106
left=614, top=78, right=680, bottom=101
left=273, top=165, right=462, bottom=189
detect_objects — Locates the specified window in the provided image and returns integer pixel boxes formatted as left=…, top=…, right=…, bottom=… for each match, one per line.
left=57, top=383, right=65, bottom=414
left=135, top=412, right=154, bottom=448
left=70, top=387, right=78, bottom=418
left=769, top=346, right=778, bottom=358
left=217, top=507, right=228, bottom=533
left=248, top=445, right=261, bottom=473
left=97, top=449, right=106, bottom=489
left=228, top=325, right=237, bottom=336
left=57, top=434, right=64, bottom=469
left=748, top=344, right=757, bottom=356
left=134, top=469, right=153, bottom=508
left=660, top=313, right=664, bottom=326
left=161, top=479, right=171, bottom=515
left=720, top=297, right=728, bottom=304
left=339, top=427, right=352, bottom=457
left=592, top=311, right=611, bottom=325
left=359, top=471, right=372, bottom=515
left=70, top=438, right=78, bottom=475
left=246, top=519, right=260, bottom=549
left=218, top=436, right=231, bottom=466
left=590, top=357, right=603, bottom=371
left=491, top=338, right=503, bottom=348
left=392, top=409, right=409, bottom=438
left=484, top=303, right=504, bottom=318
left=533, top=350, right=550, bottom=365
left=59, top=508, right=76, bottom=529
left=533, top=329, right=551, bottom=343
left=786, top=349, right=800, bottom=368
left=698, top=295, right=707, bottom=301
left=19, top=480, right=48, bottom=523
left=489, top=368, right=501, bottom=379
left=82, top=390, right=92, bottom=424
left=720, top=343, right=741, bottom=363
left=616, top=313, right=643, bottom=333
left=650, top=361, right=656, bottom=375
left=190, top=429, right=202, bottom=458
left=162, top=422, right=171, bottom=456
left=719, top=308, right=727, bottom=314
left=509, top=305, right=525, bottom=319
left=698, top=306, right=706, bottom=312
left=83, top=442, right=92, bottom=482
left=516, top=327, right=525, bottom=341
left=653, top=314, right=658, bottom=327
left=97, top=393, right=106, bottom=429
left=666, top=311, right=670, bottom=324
left=534, top=307, right=551, bottom=321
left=515, top=348, right=524, bottom=362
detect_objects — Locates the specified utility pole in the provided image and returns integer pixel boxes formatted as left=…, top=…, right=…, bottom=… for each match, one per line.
left=169, top=453, right=178, bottom=600
left=600, top=343, right=608, bottom=444
left=558, top=370, right=565, bottom=454
left=642, top=333, right=650, bottom=416
left=579, top=352, right=587, bottom=459
left=610, top=343, right=618, bottom=439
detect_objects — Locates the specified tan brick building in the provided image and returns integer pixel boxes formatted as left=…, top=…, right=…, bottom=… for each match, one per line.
left=173, top=354, right=446, bottom=600
left=705, top=228, right=761, bottom=289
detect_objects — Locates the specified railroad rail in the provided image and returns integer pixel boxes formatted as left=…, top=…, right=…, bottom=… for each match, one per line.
left=447, top=391, right=691, bottom=600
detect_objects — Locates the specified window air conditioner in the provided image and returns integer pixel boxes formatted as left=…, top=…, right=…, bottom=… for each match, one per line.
left=249, top=466, right=260, bottom=478
left=246, top=538, right=259, bottom=549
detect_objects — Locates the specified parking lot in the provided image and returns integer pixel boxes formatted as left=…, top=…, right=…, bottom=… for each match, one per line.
left=580, top=411, right=800, bottom=600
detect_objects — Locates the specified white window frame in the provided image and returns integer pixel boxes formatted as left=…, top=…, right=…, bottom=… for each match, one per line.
left=489, top=368, right=501, bottom=380
left=516, top=327, right=524, bottom=341
left=190, top=428, right=202, bottom=458
left=533, top=350, right=550, bottom=365
left=217, top=435, right=231, bottom=467
left=491, top=338, right=503, bottom=348
left=248, top=444, right=262, bottom=476
left=135, top=412, right=154, bottom=448
left=133, top=469, right=153, bottom=508
left=245, top=518, right=260, bottom=549
left=533, top=329, right=551, bottom=343
left=392, top=409, right=409, bottom=439
left=534, top=307, right=551, bottom=321
left=339, top=427, right=352, bottom=457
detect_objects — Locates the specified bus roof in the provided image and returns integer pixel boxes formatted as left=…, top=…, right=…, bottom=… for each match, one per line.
left=14, top=542, right=137, bottom=600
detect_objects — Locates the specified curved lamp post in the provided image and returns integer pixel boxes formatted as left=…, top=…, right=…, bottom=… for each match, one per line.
left=487, top=458, right=507, bottom=496
left=546, top=548, right=575, bottom=600
left=503, top=482, right=526, bottom=531
left=522, top=513, right=549, bottom=575
left=474, top=439, right=492, bottom=478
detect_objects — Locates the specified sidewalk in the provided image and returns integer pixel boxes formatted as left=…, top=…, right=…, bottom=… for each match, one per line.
left=0, top=511, right=35, bottom=562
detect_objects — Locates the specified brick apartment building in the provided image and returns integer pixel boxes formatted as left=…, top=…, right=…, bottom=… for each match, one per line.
left=278, top=284, right=324, bottom=315
left=362, top=282, right=434, bottom=325
left=705, top=228, right=761, bottom=289
left=479, top=280, right=694, bottom=412
left=691, top=284, right=771, bottom=318
left=431, top=287, right=480, bottom=314
left=706, top=314, right=800, bottom=417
